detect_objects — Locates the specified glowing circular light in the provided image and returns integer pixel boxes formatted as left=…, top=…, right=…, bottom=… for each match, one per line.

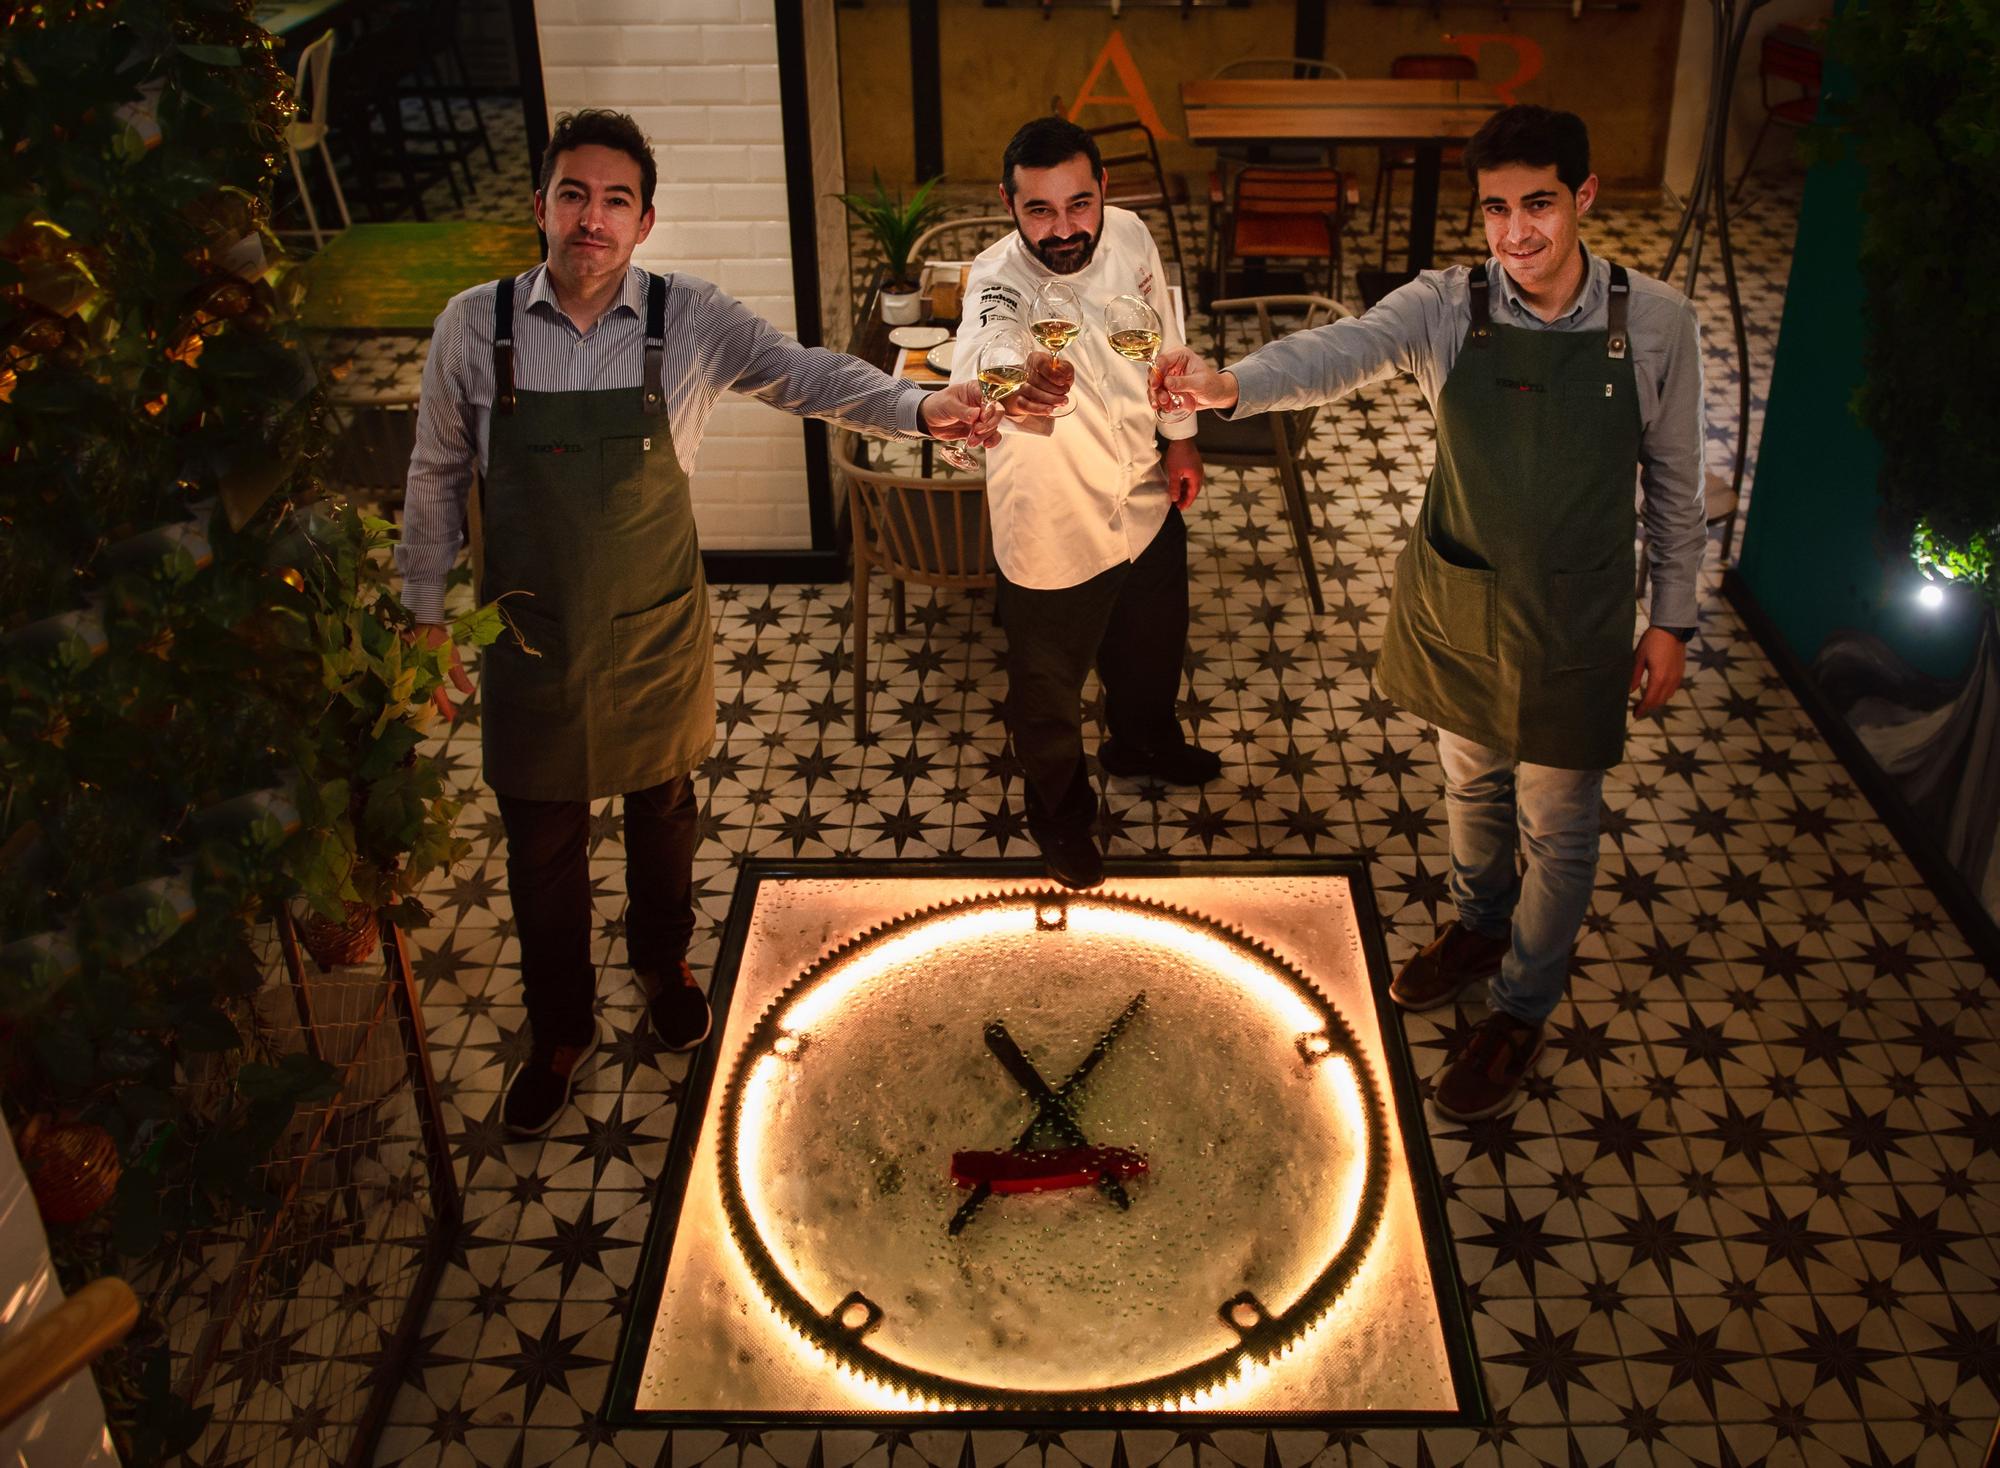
left=1918, top=583, right=1945, bottom=610
left=715, top=888, right=1390, bottom=1410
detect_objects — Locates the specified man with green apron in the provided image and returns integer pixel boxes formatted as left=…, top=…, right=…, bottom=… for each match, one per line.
left=397, top=111, right=999, bottom=1136
left=1153, top=106, right=1706, bottom=1120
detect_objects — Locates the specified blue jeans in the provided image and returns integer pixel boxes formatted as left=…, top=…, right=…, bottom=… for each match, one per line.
left=1435, top=730, right=1605, bottom=1026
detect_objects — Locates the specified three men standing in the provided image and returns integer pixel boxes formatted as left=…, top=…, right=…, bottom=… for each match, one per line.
left=399, top=111, right=998, bottom=1136
left=1157, top=105, right=1705, bottom=1119
left=953, top=117, right=1222, bottom=890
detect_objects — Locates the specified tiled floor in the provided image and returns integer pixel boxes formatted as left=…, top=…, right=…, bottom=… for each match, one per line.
left=322, top=135, right=2000, bottom=1467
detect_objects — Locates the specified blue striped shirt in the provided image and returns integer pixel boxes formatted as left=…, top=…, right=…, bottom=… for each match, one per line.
left=395, top=264, right=929, bottom=622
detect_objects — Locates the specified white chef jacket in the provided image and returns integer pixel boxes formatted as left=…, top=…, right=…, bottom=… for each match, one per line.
left=949, top=206, right=1197, bottom=592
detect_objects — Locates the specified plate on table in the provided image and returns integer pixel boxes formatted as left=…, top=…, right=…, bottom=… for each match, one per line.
left=924, top=339, right=956, bottom=375
left=888, top=325, right=950, bottom=349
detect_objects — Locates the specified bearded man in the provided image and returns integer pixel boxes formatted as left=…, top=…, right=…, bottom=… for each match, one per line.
left=951, top=116, right=1218, bottom=890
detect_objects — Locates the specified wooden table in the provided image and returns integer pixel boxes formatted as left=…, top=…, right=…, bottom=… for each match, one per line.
left=298, top=222, right=543, bottom=333
left=1181, top=79, right=1502, bottom=110
left=251, top=0, right=349, bottom=39
left=1183, top=79, right=1501, bottom=282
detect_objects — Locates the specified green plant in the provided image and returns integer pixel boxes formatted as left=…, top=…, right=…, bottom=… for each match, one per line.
left=836, top=171, right=947, bottom=292
left=1811, top=1, right=2000, bottom=607
left=0, top=0, right=492, bottom=1455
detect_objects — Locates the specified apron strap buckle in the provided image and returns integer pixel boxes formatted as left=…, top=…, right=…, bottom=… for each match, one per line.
left=643, top=272, right=668, bottom=417
left=492, top=274, right=519, bottom=415
left=1605, top=264, right=1631, bottom=360
left=1467, top=264, right=1493, bottom=345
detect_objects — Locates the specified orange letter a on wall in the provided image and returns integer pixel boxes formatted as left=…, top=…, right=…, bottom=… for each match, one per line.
left=1067, top=30, right=1177, bottom=140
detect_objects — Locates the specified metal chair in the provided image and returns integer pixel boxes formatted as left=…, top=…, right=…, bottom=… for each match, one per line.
left=1731, top=26, right=1822, bottom=200
left=1213, top=166, right=1347, bottom=306
left=1191, top=294, right=1354, bottom=616
left=1205, top=57, right=1349, bottom=226
left=833, top=431, right=997, bottom=739
left=1211, top=56, right=1348, bottom=80
left=283, top=30, right=352, bottom=248
left=1084, top=120, right=1189, bottom=292
left=1369, top=53, right=1480, bottom=254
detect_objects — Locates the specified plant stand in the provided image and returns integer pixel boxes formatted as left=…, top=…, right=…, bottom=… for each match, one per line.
left=146, top=907, right=460, bottom=1468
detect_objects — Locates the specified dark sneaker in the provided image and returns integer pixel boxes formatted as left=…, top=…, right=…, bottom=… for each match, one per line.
left=503, top=1022, right=602, bottom=1138
left=1096, top=740, right=1223, bottom=786
left=1035, top=826, right=1104, bottom=890
left=1389, top=921, right=1511, bottom=1012
left=642, top=960, right=712, bottom=1052
left=1433, top=1012, right=1545, bottom=1121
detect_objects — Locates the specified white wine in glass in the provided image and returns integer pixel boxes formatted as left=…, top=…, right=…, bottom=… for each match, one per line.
left=976, top=325, right=1032, bottom=406
left=1029, top=281, right=1083, bottom=418
left=1103, top=293, right=1188, bottom=424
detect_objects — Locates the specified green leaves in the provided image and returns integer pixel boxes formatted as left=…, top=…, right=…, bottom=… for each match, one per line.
left=835, top=171, right=948, bottom=291
left=1823, top=0, right=2000, bottom=608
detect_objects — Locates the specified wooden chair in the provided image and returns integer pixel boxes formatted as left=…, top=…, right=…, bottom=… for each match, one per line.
left=323, top=389, right=420, bottom=513
left=834, top=431, right=997, bottom=739
left=907, top=213, right=1015, bottom=267
left=1730, top=26, right=1822, bottom=200
left=1191, top=294, right=1354, bottom=616
left=0, top=1277, right=137, bottom=1437
left=1205, top=57, right=1349, bottom=223
left=1213, top=166, right=1347, bottom=305
left=1369, top=53, right=1480, bottom=254
left=1084, top=120, right=1189, bottom=292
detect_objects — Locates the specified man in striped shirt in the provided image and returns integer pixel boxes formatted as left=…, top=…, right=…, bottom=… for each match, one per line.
left=397, top=110, right=999, bottom=1137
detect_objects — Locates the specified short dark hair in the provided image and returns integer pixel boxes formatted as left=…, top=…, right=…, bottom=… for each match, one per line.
left=1001, top=116, right=1104, bottom=197
left=540, top=109, right=657, bottom=212
left=1463, top=105, right=1591, bottom=195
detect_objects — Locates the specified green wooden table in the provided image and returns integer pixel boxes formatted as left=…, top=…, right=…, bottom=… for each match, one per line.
left=298, top=222, right=543, bottom=334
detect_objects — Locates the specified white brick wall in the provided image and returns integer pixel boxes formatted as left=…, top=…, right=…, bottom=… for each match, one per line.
left=537, top=0, right=831, bottom=552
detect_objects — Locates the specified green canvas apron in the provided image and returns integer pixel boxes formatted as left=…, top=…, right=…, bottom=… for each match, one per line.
left=1378, top=263, right=1641, bottom=771
left=475, top=272, right=716, bottom=801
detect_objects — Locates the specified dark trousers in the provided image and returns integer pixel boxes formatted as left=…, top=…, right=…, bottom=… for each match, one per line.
left=998, top=506, right=1191, bottom=839
left=496, top=774, right=698, bottom=1048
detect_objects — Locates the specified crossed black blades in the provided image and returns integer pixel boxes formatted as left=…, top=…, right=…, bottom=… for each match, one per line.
left=947, top=991, right=1147, bottom=1236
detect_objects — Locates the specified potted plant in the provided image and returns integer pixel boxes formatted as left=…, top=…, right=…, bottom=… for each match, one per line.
left=837, top=172, right=947, bottom=325
left=279, top=503, right=502, bottom=967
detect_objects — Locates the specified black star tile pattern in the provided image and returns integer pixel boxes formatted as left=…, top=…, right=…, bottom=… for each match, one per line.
left=314, top=137, right=2000, bottom=1466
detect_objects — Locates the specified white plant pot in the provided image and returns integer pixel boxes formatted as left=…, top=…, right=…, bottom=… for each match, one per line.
left=879, top=287, right=923, bottom=325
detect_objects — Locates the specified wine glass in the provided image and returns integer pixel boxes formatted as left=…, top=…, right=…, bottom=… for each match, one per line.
left=1103, top=293, right=1189, bottom=424
left=1028, top=280, right=1083, bottom=419
left=975, top=325, right=1032, bottom=412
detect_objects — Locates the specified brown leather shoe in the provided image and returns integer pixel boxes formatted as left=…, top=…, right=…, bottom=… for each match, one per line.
left=1433, top=1012, right=1545, bottom=1121
left=1389, top=921, right=1511, bottom=1011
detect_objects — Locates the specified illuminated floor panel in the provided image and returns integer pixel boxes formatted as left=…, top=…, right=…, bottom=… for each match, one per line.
left=609, top=859, right=1481, bottom=1425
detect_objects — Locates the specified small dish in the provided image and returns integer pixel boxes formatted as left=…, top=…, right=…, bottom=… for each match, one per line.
left=889, top=325, right=950, bottom=349
left=924, top=339, right=956, bottom=374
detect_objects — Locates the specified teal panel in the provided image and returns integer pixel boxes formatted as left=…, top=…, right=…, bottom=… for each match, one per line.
left=1736, top=155, right=1982, bottom=679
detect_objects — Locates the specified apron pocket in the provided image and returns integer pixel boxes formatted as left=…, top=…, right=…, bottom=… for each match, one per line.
left=611, top=586, right=707, bottom=712
left=1413, top=533, right=1498, bottom=661
left=483, top=603, right=566, bottom=714
left=1548, top=562, right=1636, bottom=671
left=601, top=434, right=653, bottom=511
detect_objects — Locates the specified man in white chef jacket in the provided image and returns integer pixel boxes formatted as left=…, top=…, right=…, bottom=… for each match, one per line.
left=951, top=116, right=1218, bottom=890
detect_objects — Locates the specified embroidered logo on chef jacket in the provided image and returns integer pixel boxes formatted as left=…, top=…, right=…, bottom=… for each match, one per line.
left=527, top=441, right=586, bottom=455
left=1135, top=266, right=1155, bottom=298
left=976, top=284, right=1021, bottom=327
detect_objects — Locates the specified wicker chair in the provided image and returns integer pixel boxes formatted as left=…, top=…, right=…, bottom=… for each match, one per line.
left=907, top=214, right=1016, bottom=266
left=833, top=431, right=998, bottom=739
